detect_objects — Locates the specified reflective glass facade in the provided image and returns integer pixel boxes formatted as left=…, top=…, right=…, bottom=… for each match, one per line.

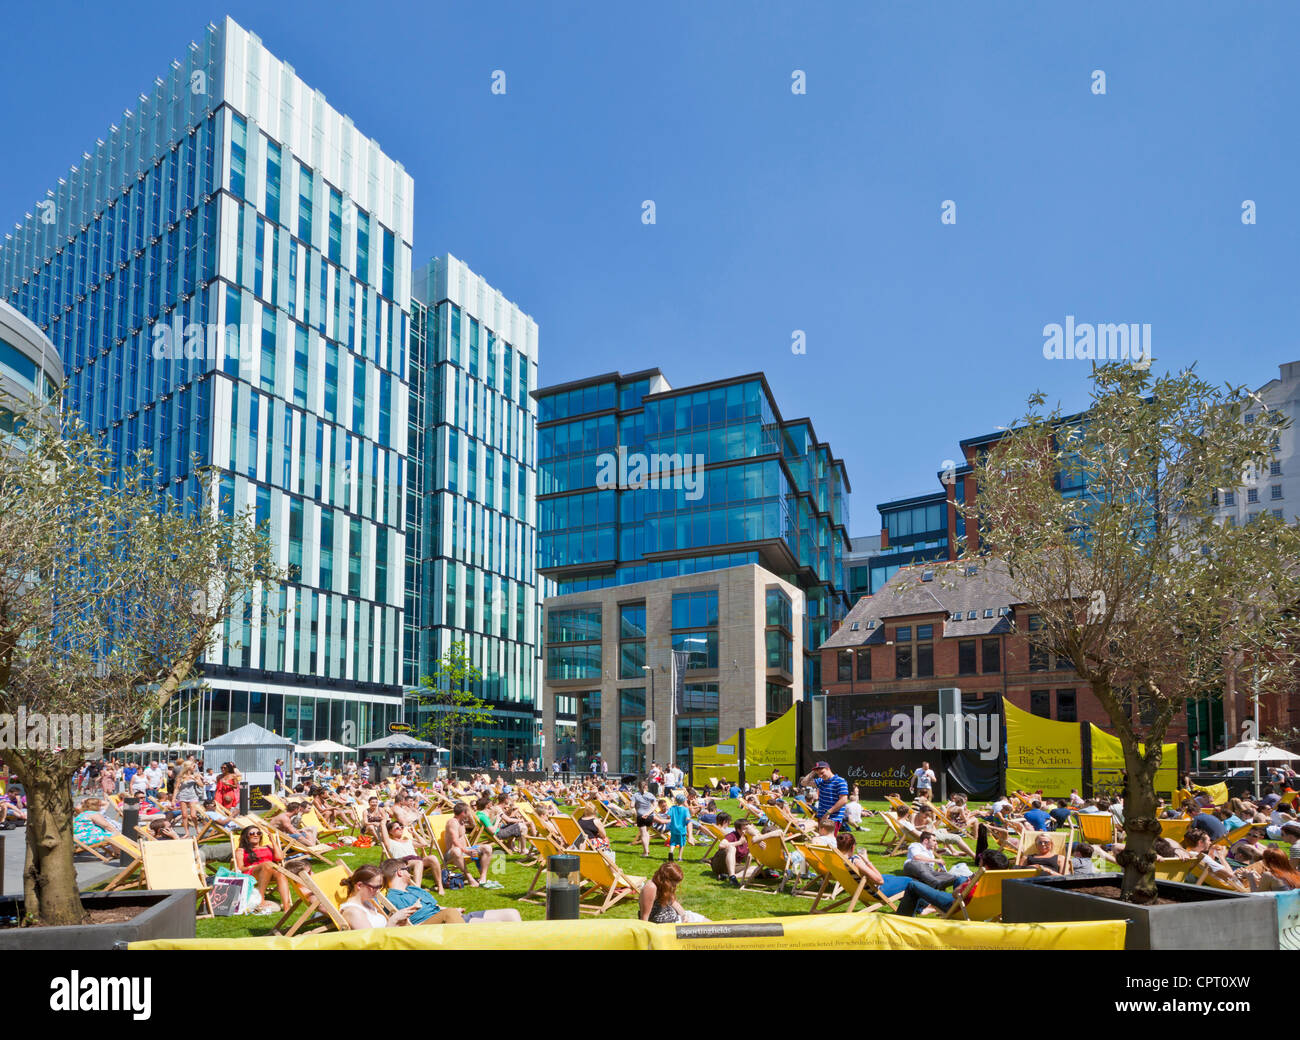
left=0, top=18, right=412, bottom=743
left=406, top=257, right=540, bottom=763
left=536, top=370, right=851, bottom=695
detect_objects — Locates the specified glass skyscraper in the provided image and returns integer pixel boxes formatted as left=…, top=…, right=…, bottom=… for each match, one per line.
left=536, top=369, right=851, bottom=697
left=0, top=17, right=413, bottom=746
left=406, top=256, right=541, bottom=765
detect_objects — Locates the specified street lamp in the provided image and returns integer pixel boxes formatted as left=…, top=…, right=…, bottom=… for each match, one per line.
left=641, top=664, right=656, bottom=771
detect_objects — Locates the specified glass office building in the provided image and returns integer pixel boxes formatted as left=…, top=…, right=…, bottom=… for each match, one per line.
left=406, top=256, right=541, bottom=765
left=0, top=17, right=413, bottom=745
left=536, top=369, right=851, bottom=698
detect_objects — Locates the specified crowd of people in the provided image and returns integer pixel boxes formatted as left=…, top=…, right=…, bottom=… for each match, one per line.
left=34, top=750, right=1300, bottom=931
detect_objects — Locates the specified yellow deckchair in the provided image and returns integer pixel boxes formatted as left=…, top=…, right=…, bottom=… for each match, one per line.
left=943, top=868, right=1038, bottom=921
left=1016, top=828, right=1076, bottom=874
left=1074, top=813, right=1116, bottom=846
left=695, top=821, right=729, bottom=863
left=519, top=835, right=564, bottom=902
left=1152, top=857, right=1195, bottom=883
left=140, top=837, right=213, bottom=917
left=739, top=833, right=797, bottom=894
left=271, top=864, right=353, bottom=936
left=802, top=845, right=898, bottom=914
left=573, top=849, right=644, bottom=915
left=1158, top=818, right=1190, bottom=843
left=102, top=833, right=146, bottom=891
left=552, top=814, right=585, bottom=850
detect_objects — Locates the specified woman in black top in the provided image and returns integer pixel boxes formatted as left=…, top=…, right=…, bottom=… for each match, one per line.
left=577, top=806, right=610, bottom=851
left=1024, top=834, right=1065, bottom=875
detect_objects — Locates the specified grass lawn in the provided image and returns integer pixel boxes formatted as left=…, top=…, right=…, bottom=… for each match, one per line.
left=189, top=798, right=924, bottom=940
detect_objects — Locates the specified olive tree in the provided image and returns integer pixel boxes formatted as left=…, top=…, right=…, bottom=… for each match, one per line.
left=971, top=362, right=1300, bottom=903
left=0, top=401, right=276, bottom=925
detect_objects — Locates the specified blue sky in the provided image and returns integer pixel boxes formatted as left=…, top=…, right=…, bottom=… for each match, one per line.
left=3, top=2, right=1296, bottom=536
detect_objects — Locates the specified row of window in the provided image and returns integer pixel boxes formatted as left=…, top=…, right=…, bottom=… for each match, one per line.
left=836, top=636, right=1004, bottom=682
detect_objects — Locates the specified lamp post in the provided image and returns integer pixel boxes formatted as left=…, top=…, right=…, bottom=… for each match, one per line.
left=642, top=664, right=656, bottom=772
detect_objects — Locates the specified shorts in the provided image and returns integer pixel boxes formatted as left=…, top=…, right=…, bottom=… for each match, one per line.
left=636, top=815, right=655, bottom=828
left=467, top=844, right=491, bottom=857
left=402, top=854, right=422, bottom=863
left=498, top=823, right=523, bottom=840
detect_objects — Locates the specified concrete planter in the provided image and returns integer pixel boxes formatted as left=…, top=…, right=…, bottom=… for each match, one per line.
left=1002, top=875, right=1277, bottom=950
left=0, top=889, right=196, bottom=950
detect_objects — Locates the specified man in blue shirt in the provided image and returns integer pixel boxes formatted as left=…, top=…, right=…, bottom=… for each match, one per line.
left=380, top=860, right=522, bottom=925
left=1047, top=799, right=1073, bottom=829
left=800, top=761, right=849, bottom=829
left=1023, top=801, right=1053, bottom=832
left=1192, top=808, right=1227, bottom=841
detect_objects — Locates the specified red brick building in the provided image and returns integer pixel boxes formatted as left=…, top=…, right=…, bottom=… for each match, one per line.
left=820, top=559, right=1189, bottom=752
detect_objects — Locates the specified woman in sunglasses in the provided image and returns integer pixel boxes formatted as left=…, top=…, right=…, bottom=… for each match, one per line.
left=339, top=865, right=417, bottom=929
left=234, top=825, right=295, bottom=914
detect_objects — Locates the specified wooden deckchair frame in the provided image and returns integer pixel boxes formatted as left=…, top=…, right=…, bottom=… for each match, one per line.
left=739, top=834, right=796, bottom=895
left=573, top=849, right=644, bottom=915
left=804, top=845, right=898, bottom=914
left=140, top=837, right=213, bottom=918
left=1016, top=828, right=1076, bottom=874
left=271, top=863, right=353, bottom=936
left=943, top=867, right=1038, bottom=921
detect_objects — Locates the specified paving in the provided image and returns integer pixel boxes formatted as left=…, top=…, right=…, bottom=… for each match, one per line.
left=2, top=805, right=122, bottom=899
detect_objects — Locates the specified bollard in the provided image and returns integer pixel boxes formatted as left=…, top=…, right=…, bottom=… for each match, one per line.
left=120, top=798, right=139, bottom=865
left=545, top=854, right=581, bottom=920
left=239, top=782, right=250, bottom=817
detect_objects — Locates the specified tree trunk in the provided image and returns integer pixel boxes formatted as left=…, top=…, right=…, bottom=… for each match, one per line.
left=23, top=768, right=86, bottom=926
left=1116, top=743, right=1160, bottom=904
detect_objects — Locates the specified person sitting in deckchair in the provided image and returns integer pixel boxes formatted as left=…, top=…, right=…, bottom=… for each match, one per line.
left=382, top=819, right=443, bottom=892
left=380, top=860, right=520, bottom=924
left=73, top=798, right=120, bottom=848
left=836, top=831, right=953, bottom=917
left=1185, top=830, right=1236, bottom=883
left=1244, top=848, right=1300, bottom=892
left=1023, top=833, right=1066, bottom=876
left=443, top=803, right=498, bottom=889
left=233, top=826, right=295, bottom=915
left=915, top=808, right=975, bottom=857
left=269, top=801, right=319, bottom=847
left=639, top=861, right=709, bottom=924
left=339, top=864, right=419, bottom=929
left=808, top=817, right=839, bottom=849
left=710, top=816, right=774, bottom=887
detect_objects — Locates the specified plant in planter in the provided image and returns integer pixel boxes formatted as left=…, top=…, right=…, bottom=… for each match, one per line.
left=0, top=397, right=277, bottom=927
left=968, top=361, right=1300, bottom=904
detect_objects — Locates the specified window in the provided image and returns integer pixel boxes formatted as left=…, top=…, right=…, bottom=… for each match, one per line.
left=672, top=590, right=719, bottom=669
left=1247, top=488, right=1259, bottom=504
left=895, top=643, right=913, bottom=680
left=1056, top=689, right=1077, bottom=722
left=1030, top=690, right=1050, bottom=718
left=958, top=640, right=977, bottom=675
left=547, top=606, right=602, bottom=680
left=856, top=647, right=871, bottom=680
left=893, top=624, right=933, bottom=679
left=1223, top=491, right=1235, bottom=506
left=1271, top=461, right=1282, bottom=476
left=1271, top=485, right=1283, bottom=500
left=1273, top=509, right=1284, bottom=519
left=619, top=603, right=646, bottom=679
left=982, top=638, right=1000, bottom=673
left=838, top=651, right=852, bottom=683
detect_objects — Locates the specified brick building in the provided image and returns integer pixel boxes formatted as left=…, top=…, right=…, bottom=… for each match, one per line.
left=819, top=559, right=1190, bottom=751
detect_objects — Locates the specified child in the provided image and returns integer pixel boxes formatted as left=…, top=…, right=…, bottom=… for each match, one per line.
left=667, top=793, right=691, bottom=862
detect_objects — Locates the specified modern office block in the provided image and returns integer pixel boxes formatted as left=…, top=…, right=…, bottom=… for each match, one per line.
left=0, top=299, right=62, bottom=427
left=406, top=255, right=541, bottom=765
left=535, top=368, right=850, bottom=771
left=0, top=17, right=413, bottom=746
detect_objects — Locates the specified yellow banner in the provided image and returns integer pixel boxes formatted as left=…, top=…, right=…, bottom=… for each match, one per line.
left=130, top=912, right=1125, bottom=952
left=692, top=705, right=797, bottom=784
left=1089, top=725, right=1178, bottom=800
left=1004, top=699, right=1083, bottom=795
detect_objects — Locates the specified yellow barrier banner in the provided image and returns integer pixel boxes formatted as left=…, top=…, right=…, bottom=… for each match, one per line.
left=1004, top=699, right=1083, bottom=795
left=1089, top=725, right=1178, bottom=800
left=692, top=705, right=797, bottom=784
left=131, top=912, right=1125, bottom=951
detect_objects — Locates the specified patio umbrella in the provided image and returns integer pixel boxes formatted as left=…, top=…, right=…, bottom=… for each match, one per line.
left=300, top=739, right=357, bottom=755
left=1203, top=740, right=1300, bottom=763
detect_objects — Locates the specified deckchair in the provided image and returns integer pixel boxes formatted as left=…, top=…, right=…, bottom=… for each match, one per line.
left=140, top=837, right=213, bottom=917
left=271, top=864, right=353, bottom=936
left=102, top=833, right=146, bottom=891
left=695, top=821, right=730, bottom=863
left=803, top=845, right=899, bottom=914
left=884, top=794, right=910, bottom=813
left=1190, top=859, right=1250, bottom=893
left=552, top=814, right=585, bottom=849
left=74, top=829, right=117, bottom=863
left=1016, top=828, right=1075, bottom=874
left=230, top=817, right=320, bottom=871
left=520, top=835, right=565, bottom=902
left=257, top=816, right=340, bottom=865
left=1075, top=812, right=1116, bottom=846
left=1152, top=857, right=1195, bottom=883
left=573, top=849, right=645, bottom=915
left=301, top=807, right=347, bottom=841
left=740, top=833, right=798, bottom=894
left=1157, top=818, right=1190, bottom=843
left=765, top=803, right=814, bottom=838
left=943, top=868, right=1038, bottom=921
left=193, top=809, right=236, bottom=845
left=1214, top=824, right=1252, bottom=849
left=878, top=812, right=910, bottom=856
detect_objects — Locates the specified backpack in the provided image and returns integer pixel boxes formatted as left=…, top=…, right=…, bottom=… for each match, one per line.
left=442, top=869, right=466, bottom=890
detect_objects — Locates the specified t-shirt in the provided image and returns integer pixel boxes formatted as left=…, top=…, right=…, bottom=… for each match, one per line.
left=1048, top=807, right=1073, bottom=827
left=475, top=810, right=496, bottom=835
left=1194, top=813, right=1227, bottom=841
left=726, top=830, right=749, bottom=859
left=815, top=774, right=849, bottom=822
left=1023, top=809, right=1052, bottom=831
left=845, top=802, right=864, bottom=826
left=668, top=805, right=690, bottom=841
left=728, top=785, right=741, bottom=799
left=384, top=884, right=442, bottom=925
left=912, top=768, right=935, bottom=790
left=905, top=842, right=935, bottom=864
left=632, top=792, right=657, bottom=817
